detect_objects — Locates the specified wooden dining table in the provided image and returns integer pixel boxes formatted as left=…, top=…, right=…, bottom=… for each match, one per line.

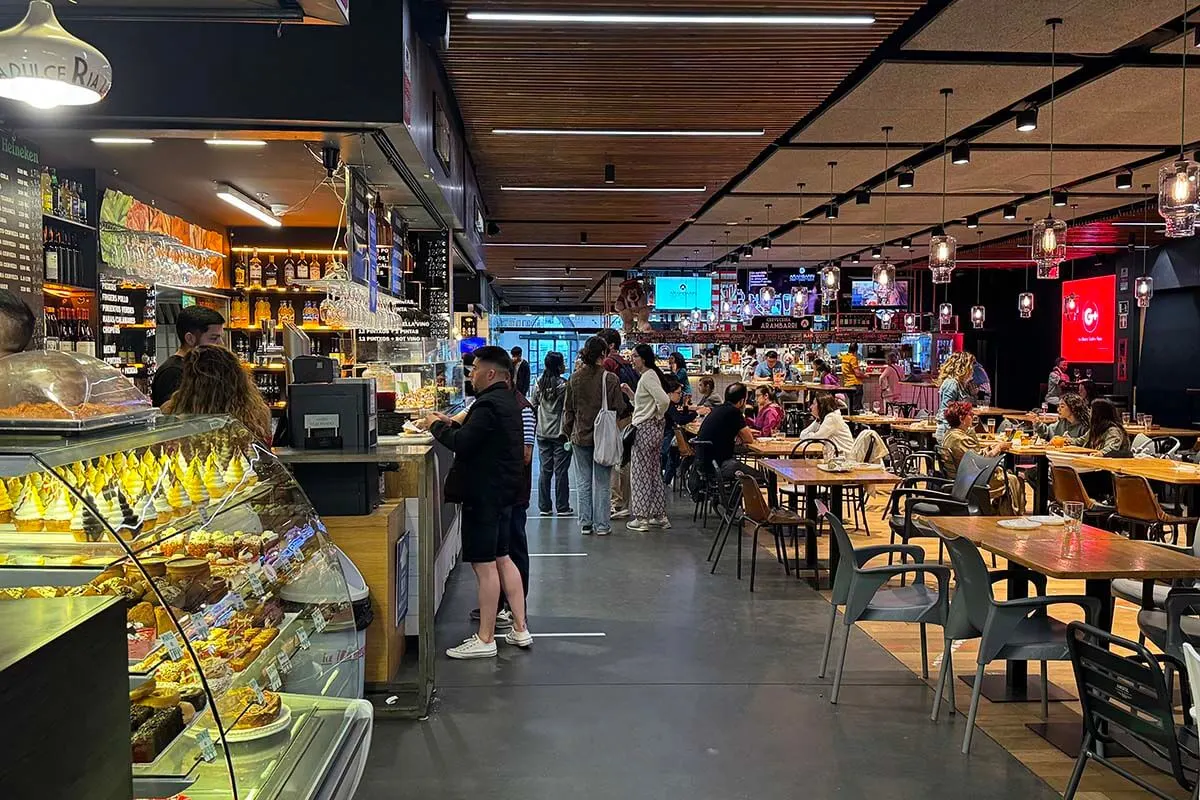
left=923, top=515, right=1200, bottom=754
left=760, top=459, right=901, bottom=587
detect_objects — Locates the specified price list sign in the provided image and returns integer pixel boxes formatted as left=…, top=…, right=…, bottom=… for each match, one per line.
left=0, top=134, right=43, bottom=328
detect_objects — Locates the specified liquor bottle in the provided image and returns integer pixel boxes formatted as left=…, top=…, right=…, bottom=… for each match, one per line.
left=248, top=250, right=262, bottom=285
left=40, top=167, right=52, bottom=213
left=233, top=254, right=246, bottom=288
left=277, top=301, right=295, bottom=326
left=49, top=170, right=60, bottom=217
left=282, top=254, right=294, bottom=286
left=70, top=181, right=81, bottom=221
left=43, top=226, right=59, bottom=282
left=264, top=255, right=279, bottom=288
left=295, top=253, right=309, bottom=281
left=77, top=183, right=87, bottom=224
left=302, top=300, right=318, bottom=325
left=309, top=256, right=322, bottom=280
left=77, top=310, right=95, bottom=357
left=253, top=297, right=272, bottom=326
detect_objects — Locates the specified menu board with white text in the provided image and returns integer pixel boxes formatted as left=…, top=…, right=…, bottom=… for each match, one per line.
left=0, top=133, right=42, bottom=330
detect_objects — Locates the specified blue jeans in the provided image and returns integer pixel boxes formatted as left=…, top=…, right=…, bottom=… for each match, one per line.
left=571, top=444, right=612, bottom=533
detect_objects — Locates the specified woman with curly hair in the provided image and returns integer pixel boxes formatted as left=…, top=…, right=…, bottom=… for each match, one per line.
left=939, top=400, right=1024, bottom=515
left=161, top=345, right=273, bottom=445
left=1035, top=392, right=1089, bottom=441
left=934, top=351, right=976, bottom=443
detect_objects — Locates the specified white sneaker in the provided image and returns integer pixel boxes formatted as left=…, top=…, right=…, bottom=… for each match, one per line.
left=648, top=516, right=672, bottom=529
left=611, top=507, right=631, bottom=519
left=595, top=527, right=611, bottom=536
left=446, top=634, right=497, bottom=660
left=504, top=628, right=534, bottom=648
left=626, top=518, right=651, bottom=531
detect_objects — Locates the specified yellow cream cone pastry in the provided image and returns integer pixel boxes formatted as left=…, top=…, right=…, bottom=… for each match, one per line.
left=45, top=489, right=73, bottom=532
left=13, top=488, right=43, bottom=532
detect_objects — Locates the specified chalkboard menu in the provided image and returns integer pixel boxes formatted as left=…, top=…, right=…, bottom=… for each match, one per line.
left=0, top=133, right=42, bottom=331
left=414, top=230, right=451, bottom=340
left=347, top=166, right=369, bottom=285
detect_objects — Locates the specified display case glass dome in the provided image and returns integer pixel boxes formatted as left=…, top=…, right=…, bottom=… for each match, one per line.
left=0, top=414, right=371, bottom=799
left=0, top=349, right=154, bottom=431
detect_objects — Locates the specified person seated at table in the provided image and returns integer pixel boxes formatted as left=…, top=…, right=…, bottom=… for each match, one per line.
left=667, top=351, right=691, bottom=396
left=1035, top=392, right=1089, bottom=441
left=661, top=374, right=698, bottom=486
left=797, top=393, right=855, bottom=457
left=696, top=381, right=758, bottom=480
left=934, top=351, right=976, bottom=444
left=939, top=401, right=1024, bottom=515
left=749, top=385, right=784, bottom=436
left=878, top=350, right=904, bottom=408
left=1068, top=398, right=1132, bottom=457
left=693, top=376, right=720, bottom=410
left=814, top=358, right=839, bottom=387
left=754, top=350, right=788, bottom=382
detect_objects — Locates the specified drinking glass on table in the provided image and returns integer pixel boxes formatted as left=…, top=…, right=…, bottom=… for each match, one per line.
left=1121, top=412, right=1131, bottom=426
left=1062, top=501, right=1084, bottom=533
left=872, top=401, right=882, bottom=415
left=1143, top=414, right=1153, bottom=430
left=986, top=418, right=996, bottom=435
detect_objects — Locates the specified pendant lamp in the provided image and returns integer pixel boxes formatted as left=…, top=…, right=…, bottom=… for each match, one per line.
left=904, top=312, right=919, bottom=332
left=970, top=232, right=985, bottom=328
left=0, top=1, right=111, bottom=109
left=1062, top=204, right=1080, bottom=319
left=1160, top=0, right=1199, bottom=236
left=929, top=89, right=957, bottom=284
left=938, top=301, right=954, bottom=326
left=820, top=163, right=840, bottom=305
left=1033, top=19, right=1067, bottom=277
left=873, top=126, right=897, bottom=294
left=1138, top=185, right=1156, bottom=306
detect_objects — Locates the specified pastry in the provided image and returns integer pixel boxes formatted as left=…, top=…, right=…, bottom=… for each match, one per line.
left=113, top=452, right=128, bottom=472
left=240, top=453, right=258, bottom=485
left=223, top=455, right=244, bottom=488
left=128, top=601, right=156, bottom=628
left=22, top=586, right=60, bottom=598
left=160, top=531, right=186, bottom=558
left=168, top=478, right=192, bottom=517
left=152, top=490, right=173, bottom=524
left=217, top=687, right=281, bottom=730
left=213, top=532, right=237, bottom=557
left=45, top=488, right=73, bottom=532
left=69, top=498, right=89, bottom=542
left=134, top=492, right=157, bottom=531
left=154, top=606, right=174, bottom=636
left=130, top=704, right=155, bottom=732
left=184, top=463, right=209, bottom=505
left=203, top=461, right=227, bottom=499
left=135, top=685, right=181, bottom=710
left=185, top=530, right=209, bottom=558
left=12, top=488, right=43, bottom=532
left=131, top=705, right=183, bottom=763
left=118, top=490, right=140, bottom=534
left=0, top=479, right=13, bottom=526
left=179, top=686, right=207, bottom=713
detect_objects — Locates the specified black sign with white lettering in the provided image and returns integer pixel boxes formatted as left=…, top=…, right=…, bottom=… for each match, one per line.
left=0, top=133, right=42, bottom=333
left=748, top=316, right=813, bottom=331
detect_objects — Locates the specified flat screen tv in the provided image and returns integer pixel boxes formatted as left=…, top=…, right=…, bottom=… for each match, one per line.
left=654, top=276, right=713, bottom=310
left=850, top=279, right=909, bottom=308
left=1061, top=275, right=1115, bottom=363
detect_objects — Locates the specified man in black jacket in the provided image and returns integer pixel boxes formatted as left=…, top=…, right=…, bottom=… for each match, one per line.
left=511, top=345, right=531, bottom=395
left=426, top=346, right=533, bottom=659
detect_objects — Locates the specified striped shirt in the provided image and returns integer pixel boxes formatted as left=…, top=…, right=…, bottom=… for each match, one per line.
left=522, top=407, right=536, bottom=447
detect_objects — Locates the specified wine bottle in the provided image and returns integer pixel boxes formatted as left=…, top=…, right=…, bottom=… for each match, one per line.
left=233, top=255, right=246, bottom=288
left=264, top=255, right=279, bottom=288
left=43, top=227, right=59, bottom=282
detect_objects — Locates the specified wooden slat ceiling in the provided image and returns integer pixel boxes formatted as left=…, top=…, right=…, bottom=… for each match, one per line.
left=442, top=0, right=934, bottom=302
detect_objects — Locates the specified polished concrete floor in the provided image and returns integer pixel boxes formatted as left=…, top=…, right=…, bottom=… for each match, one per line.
left=358, top=490, right=1059, bottom=799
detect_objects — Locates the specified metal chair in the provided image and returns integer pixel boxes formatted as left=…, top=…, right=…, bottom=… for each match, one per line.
left=1111, top=540, right=1199, bottom=638
left=1135, top=588, right=1200, bottom=683
left=672, top=428, right=696, bottom=496
left=816, top=502, right=950, bottom=705
left=1062, top=622, right=1197, bottom=800
left=1113, top=473, right=1198, bottom=546
left=931, top=531, right=1101, bottom=754
left=1050, top=464, right=1115, bottom=527
left=731, top=474, right=813, bottom=591
left=689, top=439, right=718, bottom=527
left=777, top=439, right=832, bottom=513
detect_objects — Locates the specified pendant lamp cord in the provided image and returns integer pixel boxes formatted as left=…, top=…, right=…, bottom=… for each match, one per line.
left=827, top=163, right=835, bottom=261
left=1048, top=20, right=1057, bottom=208
left=941, top=93, right=949, bottom=227
left=1183, top=0, right=1190, bottom=157
left=882, top=126, right=891, bottom=243
left=975, top=232, right=982, bottom=304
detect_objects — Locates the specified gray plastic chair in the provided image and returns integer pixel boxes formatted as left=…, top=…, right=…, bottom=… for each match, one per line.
left=816, top=502, right=951, bottom=705
left=931, top=531, right=1102, bottom=753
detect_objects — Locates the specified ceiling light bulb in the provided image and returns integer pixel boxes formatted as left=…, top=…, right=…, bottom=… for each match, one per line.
left=966, top=215, right=979, bottom=229
left=1015, top=107, right=1039, bottom=132
left=824, top=270, right=837, bottom=287
left=1172, top=170, right=1193, bottom=203
left=951, top=143, right=971, bottom=165
left=1002, top=204, right=1018, bottom=220
left=0, top=1, right=111, bottom=109
left=1052, top=190, right=1068, bottom=207
left=897, top=169, right=915, bottom=189
left=1041, top=227, right=1057, bottom=252
left=1116, top=172, right=1133, bottom=190
left=936, top=242, right=950, bottom=260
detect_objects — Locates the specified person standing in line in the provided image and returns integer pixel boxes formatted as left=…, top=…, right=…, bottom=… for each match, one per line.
left=563, top=336, right=623, bottom=536
left=1046, top=357, right=1070, bottom=408
left=878, top=350, right=904, bottom=411
left=667, top=351, right=691, bottom=396
left=530, top=351, right=572, bottom=516
left=623, top=344, right=671, bottom=531
left=933, top=351, right=976, bottom=444
left=502, top=382, right=535, bottom=627
left=425, top=346, right=532, bottom=658
left=510, top=345, right=531, bottom=396
left=600, top=328, right=636, bottom=519
left=151, top=305, right=226, bottom=407
left=839, top=343, right=866, bottom=413
left=660, top=374, right=697, bottom=487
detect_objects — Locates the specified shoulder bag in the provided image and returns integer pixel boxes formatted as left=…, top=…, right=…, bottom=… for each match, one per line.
left=593, top=371, right=621, bottom=467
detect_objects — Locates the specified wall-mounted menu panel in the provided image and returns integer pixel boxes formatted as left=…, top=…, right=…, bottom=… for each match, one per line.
left=0, top=133, right=43, bottom=332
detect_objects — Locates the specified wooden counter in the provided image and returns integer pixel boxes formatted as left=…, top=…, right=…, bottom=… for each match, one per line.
left=324, top=501, right=408, bottom=686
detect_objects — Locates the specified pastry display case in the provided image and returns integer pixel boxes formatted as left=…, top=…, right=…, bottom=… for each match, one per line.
left=359, top=338, right=461, bottom=415
left=0, top=349, right=157, bottom=432
left=0, top=414, right=372, bottom=800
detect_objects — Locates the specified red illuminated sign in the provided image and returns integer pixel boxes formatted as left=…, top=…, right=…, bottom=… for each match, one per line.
left=1061, top=275, right=1116, bottom=363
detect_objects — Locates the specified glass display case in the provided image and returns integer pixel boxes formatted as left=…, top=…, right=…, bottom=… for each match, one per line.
left=0, top=414, right=372, bottom=799
left=360, top=338, right=461, bottom=414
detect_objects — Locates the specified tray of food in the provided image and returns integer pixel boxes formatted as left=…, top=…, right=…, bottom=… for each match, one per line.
left=0, top=350, right=158, bottom=433
left=0, top=404, right=159, bottom=433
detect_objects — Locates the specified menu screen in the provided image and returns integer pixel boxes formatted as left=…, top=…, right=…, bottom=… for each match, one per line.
left=0, top=134, right=42, bottom=326
left=1061, top=275, right=1116, bottom=363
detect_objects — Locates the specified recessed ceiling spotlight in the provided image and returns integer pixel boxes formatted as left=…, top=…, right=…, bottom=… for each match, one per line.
left=465, top=11, right=875, bottom=25
left=897, top=168, right=915, bottom=189
left=604, top=163, right=616, bottom=184
left=951, top=142, right=971, bottom=165
left=1115, top=171, right=1133, bottom=190
left=870, top=247, right=882, bottom=259
left=901, top=237, right=913, bottom=250
left=1015, top=107, right=1039, bottom=132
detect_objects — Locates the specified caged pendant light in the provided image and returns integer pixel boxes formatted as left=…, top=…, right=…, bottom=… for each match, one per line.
left=1062, top=204, right=1080, bottom=320
left=1033, top=19, right=1067, bottom=278
left=970, top=231, right=986, bottom=328
left=872, top=126, right=897, bottom=294
left=929, top=88, right=957, bottom=284
left=1138, top=185, right=1156, bottom=306
left=819, top=162, right=840, bottom=305
left=1160, top=0, right=1199, bottom=237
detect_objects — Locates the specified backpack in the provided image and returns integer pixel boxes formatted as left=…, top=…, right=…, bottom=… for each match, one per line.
left=593, top=372, right=621, bottom=467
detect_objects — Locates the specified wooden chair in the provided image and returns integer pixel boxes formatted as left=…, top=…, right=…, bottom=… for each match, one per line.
left=1050, top=465, right=1115, bottom=527
left=714, top=474, right=812, bottom=592
left=673, top=428, right=696, bottom=496
left=1113, top=474, right=1198, bottom=546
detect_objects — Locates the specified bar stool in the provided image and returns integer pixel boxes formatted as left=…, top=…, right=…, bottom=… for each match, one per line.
left=1112, top=474, right=1198, bottom=546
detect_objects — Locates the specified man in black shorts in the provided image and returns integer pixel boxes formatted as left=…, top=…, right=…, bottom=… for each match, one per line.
left=427, top=346, right=533, bottom=658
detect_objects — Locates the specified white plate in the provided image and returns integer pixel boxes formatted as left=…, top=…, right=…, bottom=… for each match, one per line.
left=817, top=464, right=854, bottom=473
left=1027, top=515, right=1067, bottom=526
left=212, top=702, right=292, bottom=744
left=997, top=518, right=1042, bottom=530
